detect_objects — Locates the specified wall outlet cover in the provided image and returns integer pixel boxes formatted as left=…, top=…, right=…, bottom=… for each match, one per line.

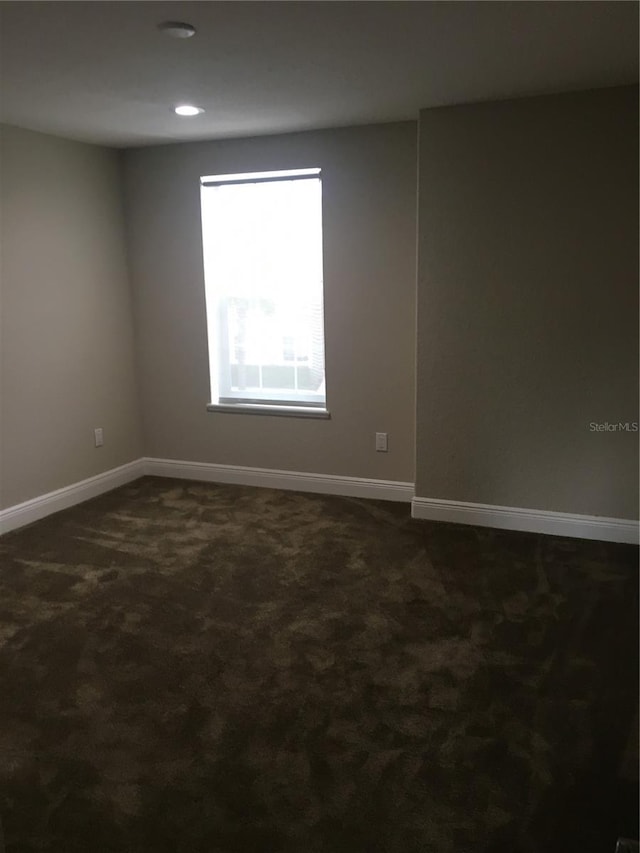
left=375, top=432, right=388, bottom=452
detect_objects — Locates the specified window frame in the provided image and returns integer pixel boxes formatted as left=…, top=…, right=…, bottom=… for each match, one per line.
left=200, top=168, right=330, bottom=419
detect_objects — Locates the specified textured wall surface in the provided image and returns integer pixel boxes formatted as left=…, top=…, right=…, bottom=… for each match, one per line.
left=123, top=123, right=417, bottom=483
left=416, top=86, right=639, bottom=518
left=0, top=125, right=142, bottom=509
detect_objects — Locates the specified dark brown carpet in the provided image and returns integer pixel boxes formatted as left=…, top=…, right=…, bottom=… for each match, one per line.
left=0, top=476, right=637, bottom=853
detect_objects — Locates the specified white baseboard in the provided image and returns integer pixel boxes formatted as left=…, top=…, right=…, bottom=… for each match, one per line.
left=143, top=457, right=414, bottom=503
left=2, top=456, right=635, bottom=545
left=0, top=459, right=146, bottom=535
left=411, top=496, right=639, bottom=545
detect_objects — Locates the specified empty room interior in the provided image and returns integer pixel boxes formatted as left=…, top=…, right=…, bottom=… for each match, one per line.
left=0, top=1, right=638, bottom=851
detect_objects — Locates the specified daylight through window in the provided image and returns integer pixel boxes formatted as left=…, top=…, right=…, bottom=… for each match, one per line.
left=200, top=168, right=327, bottom=414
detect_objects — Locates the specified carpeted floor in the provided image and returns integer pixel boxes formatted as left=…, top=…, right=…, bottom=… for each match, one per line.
left=0, top=476, right=637, bottom=853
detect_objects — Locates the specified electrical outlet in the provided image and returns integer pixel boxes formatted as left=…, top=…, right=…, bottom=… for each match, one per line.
left=94, top=428, right=104, bottom=447
left=375, top=432, right=388, bottom=452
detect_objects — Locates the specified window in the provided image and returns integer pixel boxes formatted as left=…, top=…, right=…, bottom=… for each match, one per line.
left=200, top=168, right=328, bottom=417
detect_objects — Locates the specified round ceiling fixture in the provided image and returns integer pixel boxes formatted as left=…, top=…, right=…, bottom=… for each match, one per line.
left=158, top=21, right=196, bottom=38
left=174, top=105, right=204, bottom=117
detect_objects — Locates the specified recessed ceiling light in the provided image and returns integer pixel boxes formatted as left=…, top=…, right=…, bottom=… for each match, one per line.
left=158, top=21, right=196, bottom=39
left=174, top=105, right=204, bottom=117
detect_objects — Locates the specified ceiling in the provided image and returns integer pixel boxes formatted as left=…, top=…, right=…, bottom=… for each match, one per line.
left=0, top=1, right=637, bottom=149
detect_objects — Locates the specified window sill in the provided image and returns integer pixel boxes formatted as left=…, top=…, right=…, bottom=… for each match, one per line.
left=207, top=403, right=331, bottom=419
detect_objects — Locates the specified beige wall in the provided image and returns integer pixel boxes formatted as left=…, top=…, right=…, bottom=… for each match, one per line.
left=4, top=92, right=635, bottom=520
left=0, top=125, right=142, bottom=509
left=123, top=123, right=417, bottom=482
left=416, top=86, right=639, bottom=519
